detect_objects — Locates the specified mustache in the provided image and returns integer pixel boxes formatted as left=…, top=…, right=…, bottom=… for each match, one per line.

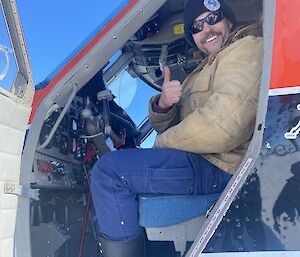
left=201, top=31, right=222, bottom=44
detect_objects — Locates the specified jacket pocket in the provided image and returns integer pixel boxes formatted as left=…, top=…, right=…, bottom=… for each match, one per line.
left=188, top=73, right=212, bottom=110
left=193, top=73, right=211, bottom=92
left=183, top=67, right=212, bottom=96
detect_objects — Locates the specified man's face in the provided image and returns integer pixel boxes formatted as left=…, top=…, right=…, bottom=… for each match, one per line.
left=192, top=11, right=233, bottom=55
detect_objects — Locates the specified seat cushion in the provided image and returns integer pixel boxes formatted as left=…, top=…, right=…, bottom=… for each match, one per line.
left=138, top=193, right=220, bottom=227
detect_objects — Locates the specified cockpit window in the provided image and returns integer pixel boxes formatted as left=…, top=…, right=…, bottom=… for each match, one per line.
left=0, top=6, right=18, bottom=91
left=108, top=69, right=158, bottom=127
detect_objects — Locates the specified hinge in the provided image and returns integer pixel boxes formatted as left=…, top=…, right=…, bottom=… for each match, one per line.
left=4, top=183, right=39, bottom=200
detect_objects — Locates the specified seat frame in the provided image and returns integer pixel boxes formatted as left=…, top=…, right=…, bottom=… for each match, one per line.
left=145, top=215, right=207, bottom=256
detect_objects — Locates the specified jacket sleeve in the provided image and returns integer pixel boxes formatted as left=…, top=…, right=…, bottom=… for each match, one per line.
left=155, top=36, right=263, bottom=153
left=148, top=95, right=181, bottom=134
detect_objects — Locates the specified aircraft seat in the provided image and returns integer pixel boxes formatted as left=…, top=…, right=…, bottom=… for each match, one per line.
left=139, top=193, right=220, bottom=256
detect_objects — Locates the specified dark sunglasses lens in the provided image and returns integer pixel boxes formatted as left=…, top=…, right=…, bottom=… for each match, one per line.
left=206, top=14, right=218, bottom=25
left=190, top=20, right=203, bottom=34
left=190, top=11, right=223, bottom=34
left=207, top=12, right=223, bottom=25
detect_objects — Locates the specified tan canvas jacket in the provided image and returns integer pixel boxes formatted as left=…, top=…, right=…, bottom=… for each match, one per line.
left=148, top=24, right=263, bottom=174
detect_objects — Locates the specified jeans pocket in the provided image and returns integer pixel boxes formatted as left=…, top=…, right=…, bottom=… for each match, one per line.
left=147, top=167, right=195, bottom=194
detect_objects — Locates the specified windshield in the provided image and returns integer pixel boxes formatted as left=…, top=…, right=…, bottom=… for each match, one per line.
left=109, top=71, right=158, bottom=126
left=0, top=6, right=18, bottom=91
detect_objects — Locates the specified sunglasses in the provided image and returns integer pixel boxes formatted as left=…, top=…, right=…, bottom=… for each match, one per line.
left=190, top=11, right=224, bottom=34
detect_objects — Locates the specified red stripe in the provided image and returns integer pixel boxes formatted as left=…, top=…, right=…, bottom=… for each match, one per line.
left=29, top=0, right=138, bottom=124
left=270, top=0, right=300, bottom=89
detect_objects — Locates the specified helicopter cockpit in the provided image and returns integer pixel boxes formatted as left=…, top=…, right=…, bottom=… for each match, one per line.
left=14, top=0, right=296, bottom=257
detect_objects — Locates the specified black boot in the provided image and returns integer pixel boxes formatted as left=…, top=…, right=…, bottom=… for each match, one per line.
left=99, top=233, right=146, bottom=257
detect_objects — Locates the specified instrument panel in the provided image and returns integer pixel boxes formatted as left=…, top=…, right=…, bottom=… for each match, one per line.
left=33, top=153, right=85, bottom=189
left=33, top=96, right=91, bottom=189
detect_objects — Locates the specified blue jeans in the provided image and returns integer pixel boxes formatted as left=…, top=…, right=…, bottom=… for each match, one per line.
left=91, top=148, right=231, bottom=241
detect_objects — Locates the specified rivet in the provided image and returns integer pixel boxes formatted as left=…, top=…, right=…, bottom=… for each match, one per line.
left=121, top=221, right=125, bottom=225
left=257, top=124, right=262, bottom=131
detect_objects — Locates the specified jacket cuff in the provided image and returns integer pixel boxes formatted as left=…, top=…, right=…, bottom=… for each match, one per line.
left=151, top=95, right=172, bottom=113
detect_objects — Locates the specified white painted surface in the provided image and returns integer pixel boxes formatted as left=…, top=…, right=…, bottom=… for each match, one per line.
left=0, top=93, right=31, bottom=257
left=269, top=86, right=300, bottom=96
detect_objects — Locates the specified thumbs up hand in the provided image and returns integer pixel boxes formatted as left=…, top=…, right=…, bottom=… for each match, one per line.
left=158, top=66, right=182, bottom=109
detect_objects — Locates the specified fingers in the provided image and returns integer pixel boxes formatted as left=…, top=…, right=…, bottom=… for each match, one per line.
left=163, top=66, right=171, bottom=83
left=167, top=80, right=182, bottom=89
left=159, top=67, right=182, bottom=109
left=163, top=66, right=181, bottom=89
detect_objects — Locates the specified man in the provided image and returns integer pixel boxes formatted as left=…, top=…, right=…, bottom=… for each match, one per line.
left=91, top=0, right=263, bottom=256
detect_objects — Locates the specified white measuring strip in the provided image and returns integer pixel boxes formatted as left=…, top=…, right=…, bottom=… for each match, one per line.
left=189, top=158, right=253, bottom=257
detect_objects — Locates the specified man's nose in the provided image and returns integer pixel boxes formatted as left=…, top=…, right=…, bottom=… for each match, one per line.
left=202, top=22, right=211, bottom=32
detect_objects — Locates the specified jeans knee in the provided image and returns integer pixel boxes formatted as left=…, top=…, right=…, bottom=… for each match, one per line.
left=92, top=152, right=113, bottom=174
left=91, top=151, right=120, bottom=189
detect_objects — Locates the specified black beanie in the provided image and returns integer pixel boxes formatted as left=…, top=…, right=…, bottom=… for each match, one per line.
left=184, top=0, right=236, bottom=47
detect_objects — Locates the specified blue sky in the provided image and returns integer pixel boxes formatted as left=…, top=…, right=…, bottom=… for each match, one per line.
left=17, top=0, right=118, bottom=84
left=15, top=0, right=157, bottom=147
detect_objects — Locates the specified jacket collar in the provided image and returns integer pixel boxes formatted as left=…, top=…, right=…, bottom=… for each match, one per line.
left=226, top=23, right=262, bottom=45
left=207, top=23, right=262, bottom=64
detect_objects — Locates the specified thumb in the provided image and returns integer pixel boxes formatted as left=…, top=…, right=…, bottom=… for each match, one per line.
left=163, top=66, right=171, bottom=83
